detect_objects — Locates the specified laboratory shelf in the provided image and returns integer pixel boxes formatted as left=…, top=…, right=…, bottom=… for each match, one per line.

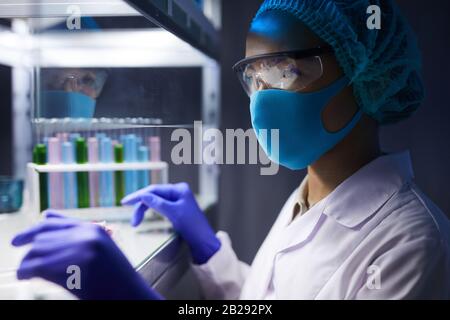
left=0, top=0, right=220, bottom=60
left=0, top=0, right=139, bottom=18
left=28, top=162, right=169, bottom=173
left=0, top=28, right=217, bottom=68
left=31, top=118, right=194, bottom=135
left=125, top=0, right=220, bottom=60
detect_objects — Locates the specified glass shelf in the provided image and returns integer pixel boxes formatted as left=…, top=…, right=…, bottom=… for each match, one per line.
left=0, top=28, right=216, bottom=68
left=31, top=118, right=193, bottom=134
left=0, top=0, right=220, bottom=60
left=0, top=0, right=139, bottom=18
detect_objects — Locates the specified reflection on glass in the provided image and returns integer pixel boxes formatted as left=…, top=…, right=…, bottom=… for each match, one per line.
left=38, top=68, right=109, bottom=119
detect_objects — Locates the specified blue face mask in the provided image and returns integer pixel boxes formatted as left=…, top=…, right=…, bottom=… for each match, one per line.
left=250, top=77, right=362, bottom=170
left=39, top=91, right=96, bottom=118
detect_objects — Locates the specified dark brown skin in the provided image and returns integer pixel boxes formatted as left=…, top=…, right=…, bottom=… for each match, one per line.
left=246, top=11, right=381, bottom=210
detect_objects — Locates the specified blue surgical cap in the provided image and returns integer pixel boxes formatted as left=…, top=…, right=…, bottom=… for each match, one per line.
left=254, top=0, right=425, bottom=124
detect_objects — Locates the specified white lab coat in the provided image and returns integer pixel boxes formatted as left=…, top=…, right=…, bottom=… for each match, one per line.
left=192, top=152, right=450, bottom=300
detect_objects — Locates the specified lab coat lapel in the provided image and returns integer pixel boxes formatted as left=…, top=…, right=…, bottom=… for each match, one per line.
left=277, top=201, right=326, bottom=254
left=248, top=197, right=325, bottom=299
left=242, top=190, right=299, bottom=299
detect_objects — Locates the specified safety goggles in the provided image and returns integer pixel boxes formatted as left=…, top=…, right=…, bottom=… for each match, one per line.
left=233, top=45, right=333, bottom=97
left=41, top=68, right=109, bottom=98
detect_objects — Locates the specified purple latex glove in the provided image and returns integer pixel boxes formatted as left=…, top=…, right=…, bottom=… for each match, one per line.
left=121, top=183, right=221, bottom=265
left=11, top=212, right=162, bottom=300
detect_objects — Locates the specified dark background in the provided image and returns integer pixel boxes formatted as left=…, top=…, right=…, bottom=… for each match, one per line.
left=217, top=0, right=450, bottom=263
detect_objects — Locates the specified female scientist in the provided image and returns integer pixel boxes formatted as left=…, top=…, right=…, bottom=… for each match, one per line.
left=12, top=0, right=450, bottom=300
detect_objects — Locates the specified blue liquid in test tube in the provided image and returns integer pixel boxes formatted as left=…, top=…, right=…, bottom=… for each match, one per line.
left=138, top=146, right=150, bottom=189
left=99, top=138, right=115, bottom=207
left=124, top=135, right=138, bottom=195
left=62, top=142, right=78, bottom=209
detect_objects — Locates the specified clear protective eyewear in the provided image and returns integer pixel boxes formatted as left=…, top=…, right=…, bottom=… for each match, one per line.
left=233, top=45, right=334, bottom=97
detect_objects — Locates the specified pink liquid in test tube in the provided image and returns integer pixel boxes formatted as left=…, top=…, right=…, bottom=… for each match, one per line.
left=149, top=137, right=161, bottom=184
left=88, top=137, right=100, bottom=207
left=48, top=137, right=64, bottom=209
left=149, top=137, right=161, bottom=162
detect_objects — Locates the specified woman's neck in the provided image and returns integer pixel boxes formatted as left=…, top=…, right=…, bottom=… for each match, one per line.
left=306, top=117, right=381, bottom=207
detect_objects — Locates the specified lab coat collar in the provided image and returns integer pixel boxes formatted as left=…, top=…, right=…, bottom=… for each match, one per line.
left=322, top=151, right=415, bottom=228
left=277, top=192, right=327, bottom=253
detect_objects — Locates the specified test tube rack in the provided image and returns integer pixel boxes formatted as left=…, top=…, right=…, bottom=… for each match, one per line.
left=26, top=161, right=169, bottom=215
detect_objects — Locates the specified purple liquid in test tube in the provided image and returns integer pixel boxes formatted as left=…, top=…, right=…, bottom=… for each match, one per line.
left=48, top=137, right=64, bottom=209
left=149, top=136, right=161, bottom=184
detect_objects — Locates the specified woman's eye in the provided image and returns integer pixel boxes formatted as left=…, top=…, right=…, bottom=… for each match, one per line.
left=282, top=68, right=295, bottom=79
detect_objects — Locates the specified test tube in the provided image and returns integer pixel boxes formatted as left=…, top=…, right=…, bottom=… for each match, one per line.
left=124, top=135, right=138, bottom=195
left=48, top=138, right=64, bottom=209
left=114, top=144, right=125, bottom=206
left=43, top=137, right=50, bottom=162
left=33, top=144, right=48, bottom=212
left=76, top=138, right=90, bottom=208
left=88, top=137, right=100, bottom=207
left=96, top=133, right=106, bottom=141
left=69, top=133, right=81, bottom=160
left=62, top=142, right=77, bottom=209
left=138, top=146, right=150, bottom=189
left=69, top=133, right=81, bottom=144
left=149, top=136, right=161, bottom=184
left=99, top=138, right=115, bottom=207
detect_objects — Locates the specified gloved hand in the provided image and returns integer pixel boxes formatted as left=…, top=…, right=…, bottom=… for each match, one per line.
left=121, top=183, right=221, bottom=265
left=11, top=211, right=163, bottom=300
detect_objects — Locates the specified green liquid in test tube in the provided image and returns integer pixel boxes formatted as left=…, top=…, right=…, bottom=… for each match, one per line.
left=76, top=138, right=90, bottom=208
left=33, top=144, right=48, bottom=212
left=114, top=144, right=125, bottom=206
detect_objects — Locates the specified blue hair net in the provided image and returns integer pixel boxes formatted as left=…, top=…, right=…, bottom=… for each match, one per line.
left=254, top=0, right=425, bottom=124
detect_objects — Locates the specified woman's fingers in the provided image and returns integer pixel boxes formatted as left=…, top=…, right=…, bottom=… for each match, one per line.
left=44, top=211, right=68, bottom=219
left=139, top=193, right=176, bottom=221
left=131, top=203, right=149, bottom=227
left=121, top=183, right=189, bottom=206
left=11, top=220, right=77, bottom=247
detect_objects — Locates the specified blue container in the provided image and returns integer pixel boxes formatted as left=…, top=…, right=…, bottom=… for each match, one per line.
left=0, top=177, right=24, bottom=213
